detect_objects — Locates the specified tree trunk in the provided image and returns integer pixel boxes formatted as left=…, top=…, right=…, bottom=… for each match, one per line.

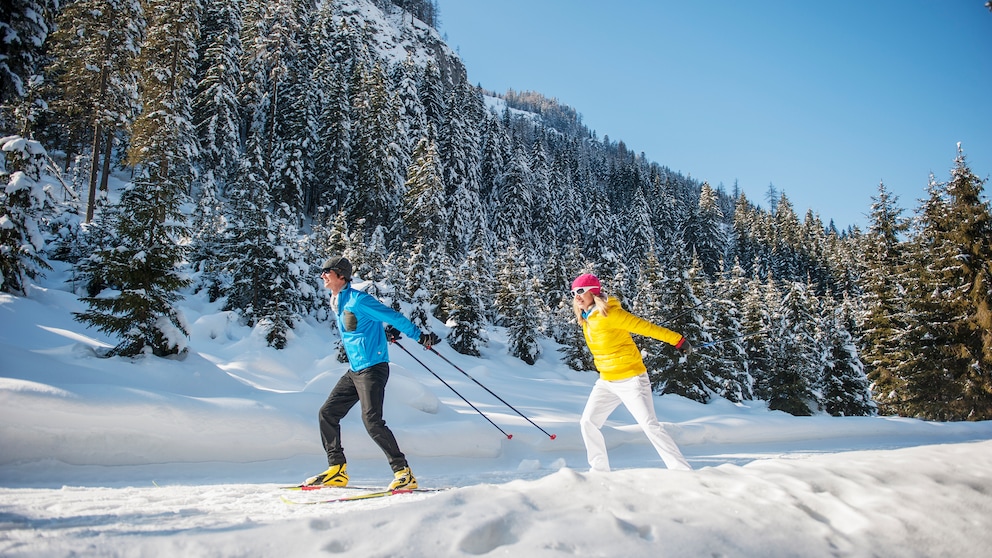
left=100, top=130, right=113, bottom=192
left=85, top=123, right=102, bottom=223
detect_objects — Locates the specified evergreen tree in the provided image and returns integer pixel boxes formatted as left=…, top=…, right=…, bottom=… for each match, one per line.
left=901, top=146, right=992, bottom=420
left=942, top=145, right=992, bottom=419
left=0, top=136, right=56, bottom=294
left=46, top=0, right=144, bottom=222
left=349, top=61, right=403, bottom=232
left=446, top=247, right=488, bottom=356
left=636, top=248, right=677, bottom=389
left=507, top=276, right=542, bottom=365
left=73, top=0, right=200, bottom=358
left=393, top=53, right=427, bottom=154
left=859, top=181, right=910, bottom=414
left=193, top=0, right=244, bottom=195
left=820, top=297, right=874, bottom=416
left=405, top=238, right=432, bottom=330
left=418, top=60, right=445, bottom=139
left=1, top=0, right=57, bottom=133
left=745, top=272, right=779, bottom=402
left=649, top=250, right=711, bottom=401
left=693, top=182, right=727, bottom=277
left=402, top=137, right=446, bottom=249
left=489, top=139, right=534, bottom=252
left=708, top=262, right=753, bottom=402
left=441, top=80, right=484, bottom=257
left=766, top=281, right=819, bottom=415
left=494, top=242, right=540, bottom=364
left=221, top=140, right=281, bottom=331
left=312, top=15, right=356, bottom=215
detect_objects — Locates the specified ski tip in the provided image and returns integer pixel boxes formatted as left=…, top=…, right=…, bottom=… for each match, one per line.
left=549, top=434, right=557, bottom=440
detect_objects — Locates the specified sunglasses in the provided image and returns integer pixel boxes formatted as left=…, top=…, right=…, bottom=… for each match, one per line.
left=320, top=268, right=338, bottom=276
left=571, top=286, right=597, bottom=296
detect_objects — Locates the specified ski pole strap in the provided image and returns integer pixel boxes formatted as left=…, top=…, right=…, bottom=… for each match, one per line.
left=392, top=340, right=513, bottom=439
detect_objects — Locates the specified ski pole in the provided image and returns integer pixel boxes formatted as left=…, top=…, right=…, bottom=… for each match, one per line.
left=697, top=329, right=769, bottom=349
left=392, top=339, right=513, bottom=439
left=427, top=347, right=557, bottom=440
left=661, top=299, right=712, bottom=327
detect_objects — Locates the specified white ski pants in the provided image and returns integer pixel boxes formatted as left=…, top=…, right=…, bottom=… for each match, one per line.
left=579, top=372, right=692, bottom=472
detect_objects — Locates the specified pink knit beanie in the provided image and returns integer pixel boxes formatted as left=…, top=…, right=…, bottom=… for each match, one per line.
left=571, top=273, right=601, bottom=295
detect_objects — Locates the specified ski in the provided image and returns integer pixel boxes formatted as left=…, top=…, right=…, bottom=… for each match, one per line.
left=280, top=484, right=438, bottom=492
left=280, top=487, right=446, bottom=505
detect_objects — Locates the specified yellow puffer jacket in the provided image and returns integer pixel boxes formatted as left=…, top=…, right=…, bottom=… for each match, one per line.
left=582, top=297, right=685, bottom=381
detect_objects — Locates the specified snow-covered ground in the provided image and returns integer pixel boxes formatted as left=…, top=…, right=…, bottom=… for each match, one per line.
left=2, top=262, right=991, bottom=557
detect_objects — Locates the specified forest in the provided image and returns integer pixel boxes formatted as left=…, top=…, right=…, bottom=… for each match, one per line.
left=1, top=0, right=990, bottom=420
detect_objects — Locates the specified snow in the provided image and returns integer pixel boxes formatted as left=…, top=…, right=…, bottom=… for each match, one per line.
left=2, top=262, right=992, bottom=557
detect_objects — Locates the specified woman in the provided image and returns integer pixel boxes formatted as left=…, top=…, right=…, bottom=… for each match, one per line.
left=571, top=273, right=693, bottom=471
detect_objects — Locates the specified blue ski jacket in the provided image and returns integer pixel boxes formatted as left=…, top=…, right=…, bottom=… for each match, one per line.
left=333, top=284, right=423, bottom=371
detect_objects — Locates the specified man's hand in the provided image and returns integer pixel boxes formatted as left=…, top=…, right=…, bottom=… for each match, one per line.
left=418, top=332, right=440, bottom=349
left=385, top=325, right=402, bottom=342
left=677, top=338, right=694, bottom=355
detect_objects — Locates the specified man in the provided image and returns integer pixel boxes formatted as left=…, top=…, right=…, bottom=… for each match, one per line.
left=304, top=255, right=440, bottom=489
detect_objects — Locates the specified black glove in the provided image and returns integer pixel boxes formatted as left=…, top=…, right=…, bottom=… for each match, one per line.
left=385, top=325, right=401, bottom=342
left=677, top=339, right=694, bottom=355
left=418, top=332, right=440, bottom=348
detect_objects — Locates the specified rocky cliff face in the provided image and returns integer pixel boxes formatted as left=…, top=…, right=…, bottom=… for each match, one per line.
left=340, top=0, right=468, bottom=86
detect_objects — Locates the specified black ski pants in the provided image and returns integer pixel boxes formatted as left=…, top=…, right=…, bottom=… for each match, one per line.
left=318, top=362, right=408, bottom=473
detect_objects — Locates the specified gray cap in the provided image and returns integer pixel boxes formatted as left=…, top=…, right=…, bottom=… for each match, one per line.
left=321, top=256, right=353, bottom=281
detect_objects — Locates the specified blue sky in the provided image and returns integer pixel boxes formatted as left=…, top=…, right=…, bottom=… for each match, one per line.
left=434, top=0, right=992, bottom=231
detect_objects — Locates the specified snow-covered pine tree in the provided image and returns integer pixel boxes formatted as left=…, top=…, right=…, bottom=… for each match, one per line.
left=635, top=248, right=677, bottom=390
left=766, top=280, right=819, bottom=415
left=418, top=60, right=445, bottom=141
left=404, top=237, right=432, bottom=329
left=445, top=247, right=488, bottom=356
left=402, top=137, right=446, bottom=247
left=0, top=136, right=55, bottom=294
left=1, top=0, right=56, bottom=132
left=478, top=111, right=507, bottom=198
left=714, top=260, right=755, bottom=402
left=693, top=182, right=728, bottom=278
left=360, top=224, right=388, bottom=284
left=650, top=250, right=712, bottom=401
left=730, top=192, right=759, bottom=278
left=892, top=174, right=956, bottom=418
left=190, top=0, right=242, bottom=301
left=313, top=208, right=350, bottom=260
left=528, top=134, right=552, bottom=242
left=73, top=0, right=199, bottom=358
left=349, top=60, right=403, bottom=234
left=900, top=147, right=992, bottom=420
left=544, top=142, right=579, bottom=250
left=771, top=194, right=802, bottom=283
left=941, top=145, right=992, bottom=419
left=312, top=15, right=356, bottom=215
left=820, top=297, right=874, bottom=416
left=392, top=53, right=426, bottom=156
left=441, top=79, right=485, bottom=258
left=221, top=140, right=276, bottom=320
left=745, top=272, right=778, bottom=402
left=506, top=273, right=542, bottom=365
left=193, top=0, right=244, bottom=196
left=489, top=138, right=534, bottom=254
left=859, top=181, right=910, bottom=415
left=46, top=0, right=144, bottom=222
